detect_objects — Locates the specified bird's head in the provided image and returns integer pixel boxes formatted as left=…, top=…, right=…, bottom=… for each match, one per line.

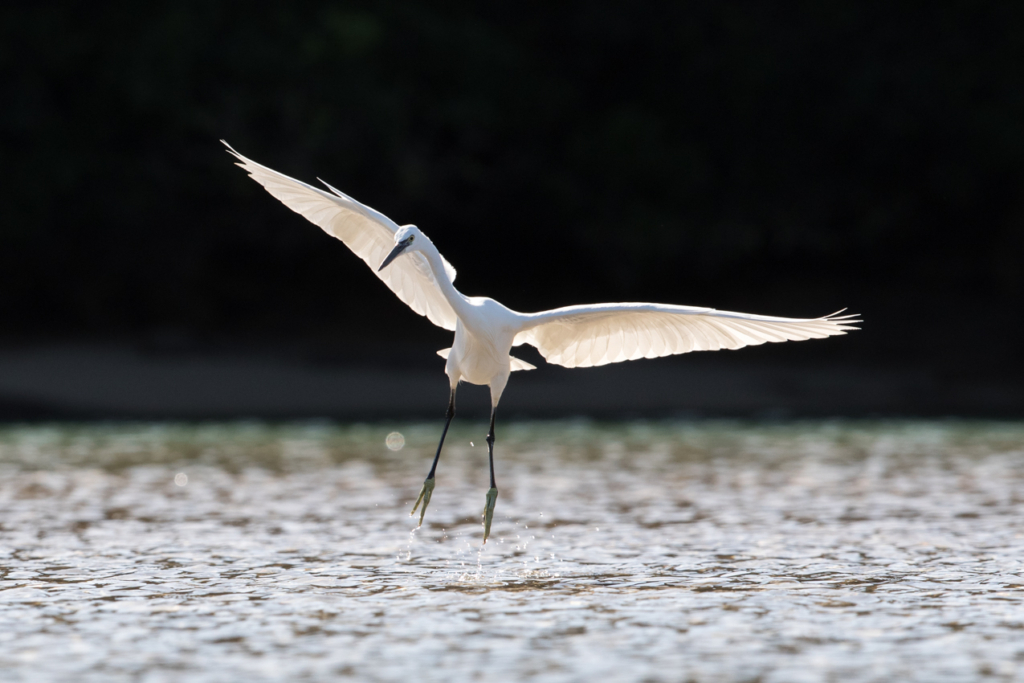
left=378, top=225, right=423, bottom=271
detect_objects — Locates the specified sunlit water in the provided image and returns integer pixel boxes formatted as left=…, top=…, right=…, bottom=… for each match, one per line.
left=1, top=421, right=1022, bottom=682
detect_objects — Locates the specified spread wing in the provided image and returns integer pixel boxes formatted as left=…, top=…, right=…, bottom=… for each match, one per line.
left=513, top=303, right=859, bottom=368
left=224, top=141, right=458, bottom=330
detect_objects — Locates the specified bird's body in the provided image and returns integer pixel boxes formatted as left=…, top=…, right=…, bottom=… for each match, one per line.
left=448, top=307, right=516, bottom=391
left=225, top=141, right=859, bottom=542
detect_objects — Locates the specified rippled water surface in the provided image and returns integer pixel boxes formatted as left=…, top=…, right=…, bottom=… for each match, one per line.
left=1, top=421, right=1022, bottom=682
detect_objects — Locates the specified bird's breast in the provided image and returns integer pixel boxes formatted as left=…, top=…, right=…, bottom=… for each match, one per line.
left=449, top=325, right=512, bottom=386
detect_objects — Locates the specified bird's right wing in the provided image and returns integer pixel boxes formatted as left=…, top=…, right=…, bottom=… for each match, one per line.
left=513, top=303, right=859, bottom=368
left=224, top=142, right=459, bottom=331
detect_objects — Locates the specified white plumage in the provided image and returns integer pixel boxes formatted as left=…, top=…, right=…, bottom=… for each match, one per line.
left=225, top=141, right=859, bottom=542
left=227, top=144, right=459, bottom=330
left=515, top=303, right=856, bottom=369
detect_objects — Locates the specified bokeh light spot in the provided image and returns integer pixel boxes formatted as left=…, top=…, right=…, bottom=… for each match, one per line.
left=385, top=432, right=405, bottom=451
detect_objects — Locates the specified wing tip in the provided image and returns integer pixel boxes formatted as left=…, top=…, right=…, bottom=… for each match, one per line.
left=221, top=139, right=242, bottom=159
left=822, top=308, right=861, bottom=330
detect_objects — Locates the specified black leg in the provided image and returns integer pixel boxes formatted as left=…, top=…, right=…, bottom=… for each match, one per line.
left=486, top=408, right=497, bottom=489
left=428, top=389, right=456, bottom=480
left=483, top=407, right=499, bottom=543
left=411, top=388, right=455, bottom=525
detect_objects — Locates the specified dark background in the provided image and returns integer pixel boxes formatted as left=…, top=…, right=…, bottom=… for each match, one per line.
left=1, top=2, right=1022, bottom=420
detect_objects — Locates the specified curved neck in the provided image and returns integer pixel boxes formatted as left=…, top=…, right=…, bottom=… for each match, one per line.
left=419, top=240, right=472, bottom=319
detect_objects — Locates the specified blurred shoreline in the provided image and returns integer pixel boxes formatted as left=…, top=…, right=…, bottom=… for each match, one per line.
left=1, top=342, right=1020, bottom=422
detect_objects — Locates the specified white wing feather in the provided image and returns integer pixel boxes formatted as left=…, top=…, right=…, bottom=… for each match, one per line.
left=224, top=142, right=459, bottom=331
left=514, top=303, right=859, bottom=368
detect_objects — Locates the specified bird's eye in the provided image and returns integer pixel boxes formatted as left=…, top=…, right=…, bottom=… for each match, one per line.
left=407, top=235, right=415, bottom=243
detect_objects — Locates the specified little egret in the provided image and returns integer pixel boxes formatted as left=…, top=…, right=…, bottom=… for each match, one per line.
left=224, top=142, right=859, bottom=542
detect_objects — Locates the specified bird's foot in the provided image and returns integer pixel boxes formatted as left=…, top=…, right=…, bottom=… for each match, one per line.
left=411, top=477, right=435, bottom=527
left=482, top=487, right=499, bottom=544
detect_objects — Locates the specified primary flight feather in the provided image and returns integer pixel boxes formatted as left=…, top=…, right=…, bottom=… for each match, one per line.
left=224, top=141, right=859, bottom=542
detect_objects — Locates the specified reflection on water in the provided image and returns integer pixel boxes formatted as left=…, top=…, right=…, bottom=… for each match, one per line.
left=0, top=421, right=1022, bottom=682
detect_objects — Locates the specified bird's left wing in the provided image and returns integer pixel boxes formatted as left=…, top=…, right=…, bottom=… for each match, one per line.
left=224, top=142, right=458, bottom=331
left=513, top=303, right=859, bottom=368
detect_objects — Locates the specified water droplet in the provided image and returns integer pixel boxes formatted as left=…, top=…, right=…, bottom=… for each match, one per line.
left=385, top=432, right=405, bottom=451
left=174, top=473, right=188, bottom=487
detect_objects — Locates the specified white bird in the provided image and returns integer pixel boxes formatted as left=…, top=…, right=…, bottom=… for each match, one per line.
left=224, top=141, right=859, bottom=542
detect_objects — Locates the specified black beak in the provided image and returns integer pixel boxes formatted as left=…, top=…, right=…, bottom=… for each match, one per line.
left=378, top=240, right=410, bottom=271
